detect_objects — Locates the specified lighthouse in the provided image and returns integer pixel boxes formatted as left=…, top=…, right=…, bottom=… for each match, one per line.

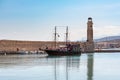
left=87, top=17, right=93, bottom=43
left=85, top=17, right=94, bottom=53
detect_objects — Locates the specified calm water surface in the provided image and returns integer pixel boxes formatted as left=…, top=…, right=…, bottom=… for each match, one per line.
left=0, top=53, right=120, bottom=80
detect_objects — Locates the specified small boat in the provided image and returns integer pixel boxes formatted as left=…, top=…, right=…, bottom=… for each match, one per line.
left=45, top=26, right=81, bottom=56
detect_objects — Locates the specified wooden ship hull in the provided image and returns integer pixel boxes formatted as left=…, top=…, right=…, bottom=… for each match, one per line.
left=45, top=50, right=81, bottom=56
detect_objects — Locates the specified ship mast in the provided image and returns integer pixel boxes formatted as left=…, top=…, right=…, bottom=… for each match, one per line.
left=54, top=26, right=57, bottom=49
left=66, top=26, right=68, bottom=45
left=54, top=26, right=68, bottom=48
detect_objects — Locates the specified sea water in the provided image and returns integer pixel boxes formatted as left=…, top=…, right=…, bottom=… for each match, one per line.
left=0, top=53, right=120, bottom=80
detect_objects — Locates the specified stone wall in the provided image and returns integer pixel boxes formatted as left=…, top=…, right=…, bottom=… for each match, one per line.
left=0, top=40, right=53, bottom=51
left=0, top=40, right=82, bottom=51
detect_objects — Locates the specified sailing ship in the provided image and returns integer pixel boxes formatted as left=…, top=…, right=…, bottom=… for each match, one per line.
left=45, top=26, right=81, bottom=56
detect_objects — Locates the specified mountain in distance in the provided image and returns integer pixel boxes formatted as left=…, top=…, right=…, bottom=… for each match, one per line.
left=94, top=36, right=120, bottom=42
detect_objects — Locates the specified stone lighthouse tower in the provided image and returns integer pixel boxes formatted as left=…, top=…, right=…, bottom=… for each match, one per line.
left=85, top=17, right=94, bottom=53
left=87, top=17, right=93, bottom=42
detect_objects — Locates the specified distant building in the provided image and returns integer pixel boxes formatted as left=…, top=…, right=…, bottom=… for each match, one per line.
left=95, top=41, right=120, bottom=49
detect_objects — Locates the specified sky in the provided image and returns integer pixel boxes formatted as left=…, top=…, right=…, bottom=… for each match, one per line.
left=0, top=0, right=120, bottom=41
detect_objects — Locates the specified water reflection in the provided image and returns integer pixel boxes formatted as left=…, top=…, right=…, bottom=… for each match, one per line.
left=1, top=53, right=120, bottom=80
left=50, top=54, right=94, bottom=80
left=0, top=54, right=94, bottom=80
left=52, top=56, right=81, bottom=80
left=87, top=53, right=94, bottom=80
left=0, top=55, right=48, bottom=68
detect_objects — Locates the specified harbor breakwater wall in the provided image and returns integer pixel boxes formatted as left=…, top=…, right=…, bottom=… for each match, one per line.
left=0, top=40, right=81, bottom=51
